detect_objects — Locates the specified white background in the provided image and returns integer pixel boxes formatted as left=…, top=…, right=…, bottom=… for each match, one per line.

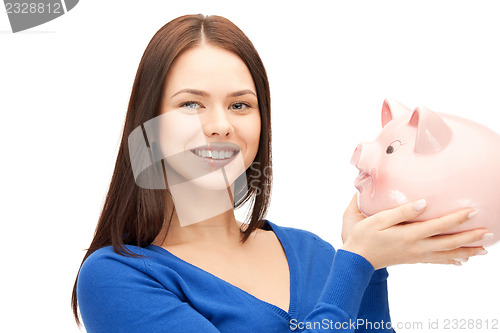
left=1, top=1, right=500, bottom=332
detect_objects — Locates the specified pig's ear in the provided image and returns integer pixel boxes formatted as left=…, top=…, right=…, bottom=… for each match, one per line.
left=382, top=99, right=412, bottom=127
left=409, top=106, right=452, bottom=154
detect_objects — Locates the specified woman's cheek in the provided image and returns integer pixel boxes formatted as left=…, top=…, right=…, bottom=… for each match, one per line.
left=158, top=112, right=206, bottom=156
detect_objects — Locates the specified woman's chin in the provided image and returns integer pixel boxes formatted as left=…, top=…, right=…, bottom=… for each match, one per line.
left=189, top=171, right=239, bottom=191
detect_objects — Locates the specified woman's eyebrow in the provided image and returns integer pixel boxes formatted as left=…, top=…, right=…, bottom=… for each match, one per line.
left=227, top=89, right=257, bottom=98
left=170, top=89, right=208, bottom=99
left=170, top=89, right=257, bottom=99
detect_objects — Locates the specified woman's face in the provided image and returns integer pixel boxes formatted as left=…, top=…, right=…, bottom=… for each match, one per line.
left=157, top=44, right=261, bottom=190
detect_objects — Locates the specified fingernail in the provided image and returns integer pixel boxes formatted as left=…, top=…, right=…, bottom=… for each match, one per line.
left=453, top=261, right=462, bottom=266
left=413, top=199, right=426, bottom=211
left=477, top=249, right=488, bottom=255
left=467, top=211, right=477, bottom=219
left=481, top=233, right=494, bottom=241
left=455, top=258, right=469, bottom=262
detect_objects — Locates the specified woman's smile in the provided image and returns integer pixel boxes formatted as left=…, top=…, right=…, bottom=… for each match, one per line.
left=190, top=142, right=241, bottom=169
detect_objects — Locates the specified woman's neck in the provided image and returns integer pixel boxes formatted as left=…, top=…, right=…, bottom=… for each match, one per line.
left=153, top=182, right=245, bottom=247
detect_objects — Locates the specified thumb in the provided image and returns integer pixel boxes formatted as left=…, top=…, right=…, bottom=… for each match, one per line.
left=343, top=193, right=365, bottom=226
left=371, top=199, right=427, bottom=229
left=344, top=193, right=361, bottom=216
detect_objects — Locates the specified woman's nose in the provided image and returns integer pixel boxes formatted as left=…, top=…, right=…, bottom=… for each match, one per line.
left=203, top=107, right=234, bottom=138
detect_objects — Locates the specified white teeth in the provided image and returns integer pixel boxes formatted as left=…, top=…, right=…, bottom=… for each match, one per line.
left=193, top=150, right=235, bottom=160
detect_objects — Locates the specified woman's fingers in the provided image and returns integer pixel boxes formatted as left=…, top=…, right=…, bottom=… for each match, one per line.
left=371, top=199, right=427, bottom=230
left=425, top=258, right=463, bottom=265
left=423, top=246, right=487, bottom=263
left=410, top=208, right=474, bottom=238
left=425, top=229, right=491, bottom=251
left=341, top=197, right=492, bottom=269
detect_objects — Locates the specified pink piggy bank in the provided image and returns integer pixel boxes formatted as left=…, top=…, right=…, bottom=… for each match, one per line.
left=351, top=99, right=500, bottom=247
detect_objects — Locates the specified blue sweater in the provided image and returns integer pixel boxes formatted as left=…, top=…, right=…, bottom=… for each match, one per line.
left=77, top=220, right=395, bottom=332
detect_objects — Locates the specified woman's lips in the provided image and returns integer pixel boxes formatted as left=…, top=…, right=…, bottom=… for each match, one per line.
left=191, top=149, right=239, bottom=169
left=189, top=142, right=241, bottom=170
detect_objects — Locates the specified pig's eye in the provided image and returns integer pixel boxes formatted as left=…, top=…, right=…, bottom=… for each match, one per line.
left=386, top=140, right=401, bottom=154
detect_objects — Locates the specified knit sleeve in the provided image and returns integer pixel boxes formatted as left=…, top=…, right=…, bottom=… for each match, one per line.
left=77, top=250, right=221, bottom=333
left=297, top=250, right=395, bottom=332
left=355, top=268, right=395, bottom=333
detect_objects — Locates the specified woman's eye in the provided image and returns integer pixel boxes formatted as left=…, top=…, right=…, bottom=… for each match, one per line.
left=231, top=102, right=249, bottom=111
left=182, top=101, right=201, bottom=110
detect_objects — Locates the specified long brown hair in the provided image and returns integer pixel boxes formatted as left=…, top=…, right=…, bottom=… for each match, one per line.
left=71, top=14, right=272, bottom=325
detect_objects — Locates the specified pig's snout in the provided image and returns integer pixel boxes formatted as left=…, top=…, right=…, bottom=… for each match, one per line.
left=351, top=143, right=378, bottom=176
left=350, top=144, right=363, bottom=166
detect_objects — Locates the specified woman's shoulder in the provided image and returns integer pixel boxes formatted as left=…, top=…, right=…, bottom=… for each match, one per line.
left=77, top=245, right=186, bottom=301
left=82, top=244, right=147, bottom=265
left=78, top=245, right=150, bottom=283
left=78, top=244, right=194, bottom=289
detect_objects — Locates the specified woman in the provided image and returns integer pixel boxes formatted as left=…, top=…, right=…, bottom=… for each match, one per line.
left=72, top=14, right=489, bottom=332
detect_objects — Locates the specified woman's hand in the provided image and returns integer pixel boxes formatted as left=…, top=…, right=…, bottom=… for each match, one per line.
left=341, top=194, right=491, bottom=270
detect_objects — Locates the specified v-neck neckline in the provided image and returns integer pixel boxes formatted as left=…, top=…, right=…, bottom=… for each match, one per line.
left=147, top=219, right=297, bottom=320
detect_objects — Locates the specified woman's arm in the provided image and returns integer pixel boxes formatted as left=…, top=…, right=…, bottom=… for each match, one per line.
left=298, top=196, right=487, bottom=333
left=298, top=249, right=379, bottom=332
left=355, top=268, right=394, bottom=333
left=341, top=196, right=394, bottom=332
